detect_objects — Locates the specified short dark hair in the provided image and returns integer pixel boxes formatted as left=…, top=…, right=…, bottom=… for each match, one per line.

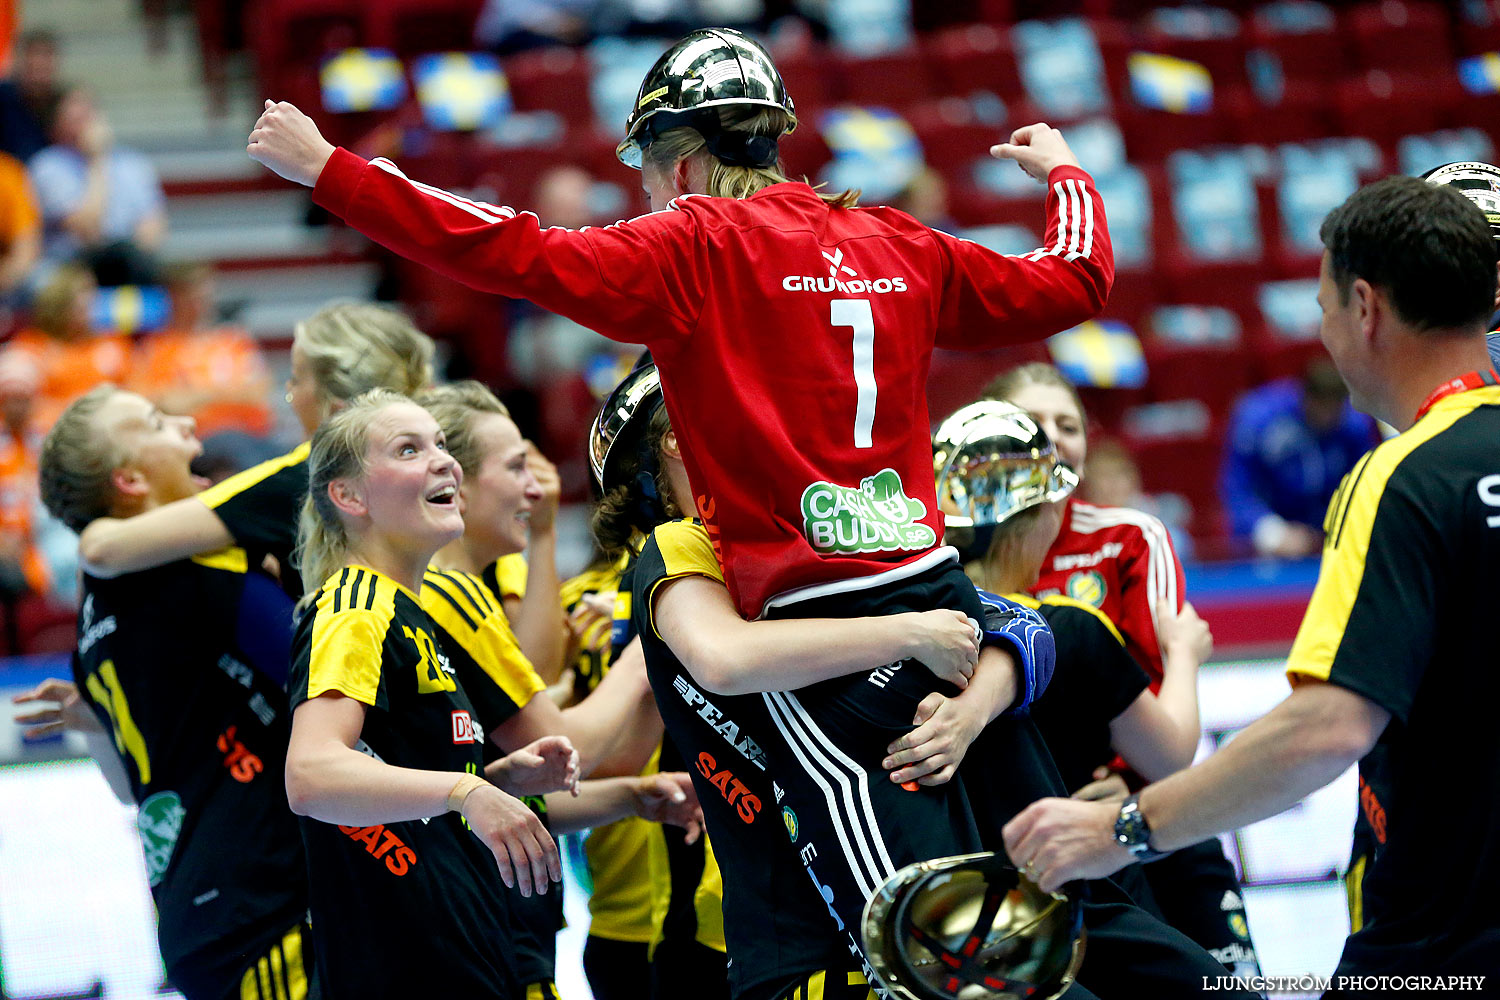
left=1319, top=175, right=1497, bottom=334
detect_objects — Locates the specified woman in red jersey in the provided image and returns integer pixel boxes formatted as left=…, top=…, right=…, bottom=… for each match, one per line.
left=247, top=26, right=1110, bottom=960
left=987, top=361, right=1263, bottom=976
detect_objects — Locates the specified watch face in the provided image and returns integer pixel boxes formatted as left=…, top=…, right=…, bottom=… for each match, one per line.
left=1115, top=801, right=1148, bottom=849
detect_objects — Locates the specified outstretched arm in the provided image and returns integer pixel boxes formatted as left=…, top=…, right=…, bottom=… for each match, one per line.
left=78, top=497, right=234, bottom=577
left=1003, top=681, right=1387, bottom=892
left=652, top=573, right=980, bottom=696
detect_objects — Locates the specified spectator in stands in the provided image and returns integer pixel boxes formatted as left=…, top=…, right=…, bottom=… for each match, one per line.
left=0, top=351, right=48, bottom=599
left=1083, top=437, right=1195, bottom=561
left=0, top=262, right=132, bottom=432
left=475, top=0, right=601, bottom=54
left=0, top=29, right=64, bottom=163
left=29, top=85, right=166, bottom=287
left=132, top=261, right=277, bottom=480
left=1220, top=358, right=1379, bottom=559
left=0, top=147, right=40, bottom=308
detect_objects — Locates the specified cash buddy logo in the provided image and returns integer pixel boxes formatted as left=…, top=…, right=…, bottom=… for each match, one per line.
left=801, top=469, right=937, bottom=554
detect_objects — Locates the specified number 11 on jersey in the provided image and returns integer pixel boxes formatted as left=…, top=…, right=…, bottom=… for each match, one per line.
left=832, top=299, right=876, bottom=448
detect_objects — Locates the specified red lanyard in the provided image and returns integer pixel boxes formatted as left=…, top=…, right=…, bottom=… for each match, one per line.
left=1413, top=369, right=1499, bottom=423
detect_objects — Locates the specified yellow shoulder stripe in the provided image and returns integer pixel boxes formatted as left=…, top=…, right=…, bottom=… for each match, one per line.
left=307, top=566, right=401, bottom=704
left=1287, top=392, right=1485, bottom=683
left=421, top=569, right=544, bottom=709
left=191, top=546, right=249, bottom=574
left=1034, top=593, right=1126, bottom=647
left=655, top=519, right=721, bottom=582
left=199, top=441, right=310, bottom=510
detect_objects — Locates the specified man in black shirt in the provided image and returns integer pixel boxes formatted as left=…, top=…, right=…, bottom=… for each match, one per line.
left=1005, top=175, right=1500, bottom=986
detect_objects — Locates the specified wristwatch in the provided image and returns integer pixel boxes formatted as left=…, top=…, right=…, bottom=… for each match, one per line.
left=1113, top=794, right=1168, bottom=861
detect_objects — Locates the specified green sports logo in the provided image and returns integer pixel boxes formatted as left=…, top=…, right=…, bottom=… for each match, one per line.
left=137, top=790, right=185, bottom=887
left=800, top=469, right=937, bottom=555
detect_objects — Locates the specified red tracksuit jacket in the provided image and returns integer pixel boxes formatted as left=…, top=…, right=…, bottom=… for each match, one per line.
left=1032, top=497, right=1186, bottom=685
left=314, top=149, right=1113, bottom=617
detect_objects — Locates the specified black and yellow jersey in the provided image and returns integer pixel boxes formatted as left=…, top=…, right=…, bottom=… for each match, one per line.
left=289, top=564, right=520, bottom=998
left=1286, top=384, right=1500, bottom=974
left=419, top=566, right=544, bottom=765
left=559, top=552, right=664, bottom=947
left=73, top=550, right=306, bottom=989
left=421, top=564, right=558, bottom=987
left=484, top=552, right=530, bottom=604
left=196, top=442, right=309, bottom=596
left=633, top=519, right=846, bottom=998
left=1006, top=593, right=1149, bottom=794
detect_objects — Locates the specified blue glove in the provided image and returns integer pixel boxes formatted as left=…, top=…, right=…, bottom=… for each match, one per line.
left=975, top=589, right=1055, bottom=715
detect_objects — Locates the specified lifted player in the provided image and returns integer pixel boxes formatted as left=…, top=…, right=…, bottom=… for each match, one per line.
left=247, top=27, right=1111, bottom=957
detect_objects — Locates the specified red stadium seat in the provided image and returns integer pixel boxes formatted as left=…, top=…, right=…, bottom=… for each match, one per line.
left=828, top=46, right=936, bottom=109
left=1222, top=82, right=1335, bottom=147
left=1332, top=71, right=1465, bottom=148
left=922, top=24, right=1023, bottom=101
left=1119, top=104, right=1231, bottom=162
left=1244, top=11, right=1347, bottom=86
left=503, top=46, right=594, bottom=128
left=246, top=0, right=371, bottom=89
left=369, top=0, right=485, bottom=58
left=1140, top=17, right=1249, bottom=93
left=1455, top=0, right=1500, bottom=55
left=1142, top=340, right=1252, bottom=423
left=1121, top=424, right=1223, bottom=526
left=1343, top=0, right=1454, bottom=75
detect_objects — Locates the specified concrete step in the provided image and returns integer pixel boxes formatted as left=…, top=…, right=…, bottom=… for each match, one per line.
left=23, top=0, right=140, bottom=36
left=216, top=262, right=382, bottom=338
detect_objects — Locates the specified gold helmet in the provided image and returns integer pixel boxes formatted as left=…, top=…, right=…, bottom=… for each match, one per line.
left=932, top=400, right=1078, bottom=531
left=862, top=852, right=1085, bottom=1000
left=616, top=27, right=797, bottom=170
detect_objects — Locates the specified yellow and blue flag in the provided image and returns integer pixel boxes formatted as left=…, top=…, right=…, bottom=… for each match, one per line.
left=320, top=48, right=407, bottom=114
left=1048, top=319, right=1148, bottom=389
left=1128, top=52, right=1213, bottom=114
left=91, top=285, right=170, bottom=334
left=1459, top=53, right=1500, bottom=96
left=413, top=52, right=511, bottom=132
left=818, top=105, right=924, bottom=201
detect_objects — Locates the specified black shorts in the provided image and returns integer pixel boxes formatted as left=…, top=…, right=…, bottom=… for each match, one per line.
left=1073, top=879, right=1262, bottom=1000
left=757, top=560, right=988, bottom=967
left=169, top=915, right=319, bottom=1000
left=651, top=937, right=729, bottom=1000
left=1143, top=838, right=1261, bottom=974
left=584, top=936, right=650, bottom=1000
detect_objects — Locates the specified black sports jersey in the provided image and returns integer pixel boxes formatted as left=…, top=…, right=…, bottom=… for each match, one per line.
left=1011, top=594, right=1149, bottom=794
left=419, top=566, right=543, bottom=761
left=633, top=519, right=850, bottom=1000
left=73, top=550, right=306, bottom=990
left=289, top=564, right=520, bottom=998
left=197, top=443, right=309, bottom=595
left=1288, top=383, right=1500, bottom=975
left=421, top=565, right=558, bottom=987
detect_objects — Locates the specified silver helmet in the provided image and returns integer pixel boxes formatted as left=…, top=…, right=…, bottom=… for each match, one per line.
left=1421, top=160, right=1500, bottom=245
left=588, top=361, right=663, bottom=494
left=932, top=400, right=1078, bottom=531
left=861, top=852, right=1085, bottom=1000
left=616, top=27, right=797, bottom=170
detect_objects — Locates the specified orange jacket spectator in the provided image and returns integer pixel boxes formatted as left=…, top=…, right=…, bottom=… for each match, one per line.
left=132, top=264, right=273, bottom=438
left=2, top=262, right=131, bottom=431
left=0, top=350, right=49, bottom=594
left=0, top=149, right=40, bottom=298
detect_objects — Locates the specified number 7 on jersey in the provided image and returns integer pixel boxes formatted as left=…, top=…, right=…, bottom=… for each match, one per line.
left=832, top=299, right=876, bottom=449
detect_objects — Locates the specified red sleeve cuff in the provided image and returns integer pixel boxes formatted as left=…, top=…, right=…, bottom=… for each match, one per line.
left=1046, top=163, right=1095, bottom=188
left=312, top=146, right=368, bottom=218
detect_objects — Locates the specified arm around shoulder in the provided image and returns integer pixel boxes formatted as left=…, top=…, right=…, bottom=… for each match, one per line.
left=79, top=497, right=234, bottom=577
